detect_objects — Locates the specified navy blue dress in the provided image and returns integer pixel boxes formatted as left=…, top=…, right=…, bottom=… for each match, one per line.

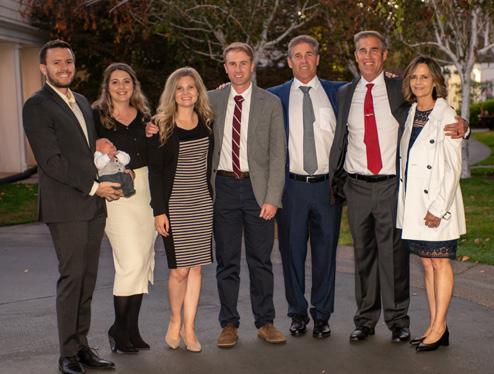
left=403, top=108, right=457, bottom=259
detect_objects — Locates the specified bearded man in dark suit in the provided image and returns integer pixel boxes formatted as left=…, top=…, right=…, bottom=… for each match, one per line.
left=23, top=40, right=121, bottom=374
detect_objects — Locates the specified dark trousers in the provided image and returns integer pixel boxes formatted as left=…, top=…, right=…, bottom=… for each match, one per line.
left=344, top=177, right=410, bottom=330
left=277, top=178, right=342, bottom=322
left=100, top=172, right=135, bottom=197
left=214, top=175, right=275, bottom=329
left=48, top=214, right=106, bottom=356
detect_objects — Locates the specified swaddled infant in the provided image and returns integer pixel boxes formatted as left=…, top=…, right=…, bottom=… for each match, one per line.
left=94, top=138, right=135, bottom=197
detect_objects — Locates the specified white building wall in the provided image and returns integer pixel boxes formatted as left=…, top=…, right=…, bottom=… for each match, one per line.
left=0, top=0, right=43, bottom=173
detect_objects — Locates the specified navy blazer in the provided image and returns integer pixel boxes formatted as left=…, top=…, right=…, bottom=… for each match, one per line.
left=267, top=78, right=346, bottom=173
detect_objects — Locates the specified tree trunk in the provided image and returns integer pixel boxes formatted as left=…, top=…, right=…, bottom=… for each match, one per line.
left=460, top=72, right=472, bottom=179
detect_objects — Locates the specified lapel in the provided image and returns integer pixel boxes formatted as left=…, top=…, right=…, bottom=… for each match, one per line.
left=213, top=86, right=231, bottom=154
left=400, top=103, right=415, bottom=166
left=43, top=84, right=91, bottom=152
left=340, top=78, right=359, bottom=126
left=247, top=84, right=260, bottom=142
left=320, top=79, right=338, bottom=115
left=74, top=94, right=95, bottom=152
left=278, top=80, right=292, bottom=134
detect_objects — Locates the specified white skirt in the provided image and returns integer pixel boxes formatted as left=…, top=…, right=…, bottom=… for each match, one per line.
left=105, top=166, right=157, bottom=296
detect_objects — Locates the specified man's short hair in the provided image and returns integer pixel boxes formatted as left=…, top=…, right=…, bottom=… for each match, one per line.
left=39, top=40, right=74, bottom=64
left=354, top=30, right=388, bottom=51
left=223, top=42, right=254, bottom=62
left=288, top=35, right=319, bottom=58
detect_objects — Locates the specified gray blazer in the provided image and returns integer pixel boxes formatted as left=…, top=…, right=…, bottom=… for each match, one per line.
left=328, top=76, right=410, bottom=201
left=208, top=84, right=286, bottom=208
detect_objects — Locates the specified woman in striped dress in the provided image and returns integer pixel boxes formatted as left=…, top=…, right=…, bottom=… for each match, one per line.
left=148, top=67, right=214, bottom=352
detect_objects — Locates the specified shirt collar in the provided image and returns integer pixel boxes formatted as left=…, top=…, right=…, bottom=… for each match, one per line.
left=360, top=71, right=385, bottom=88
left=293, top=76, right=320, bottom=91
left=231, top=83, right=252, bottom=100
left=47, top=81, right=76, bottom=105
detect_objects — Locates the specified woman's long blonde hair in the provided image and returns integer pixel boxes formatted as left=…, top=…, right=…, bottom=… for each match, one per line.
left=92, top=63, right=151, bottom=129
left=153, top=67, right=214, bottom=145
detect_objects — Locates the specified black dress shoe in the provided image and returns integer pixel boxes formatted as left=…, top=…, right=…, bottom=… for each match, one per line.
left=58, top=356, right=85, bottom=374
left=77, top=346, right=115, bottom=369
left=391, top=327, right=411, bottom=343
left=349, top=326, right=375, bottom=342
left=289, top=315, right=310, bottom=336
left=409, top=336, right=426, bottom=345
left=416, top=328, right=449, bottom=352
left=313, top=320, right=331, bottom=339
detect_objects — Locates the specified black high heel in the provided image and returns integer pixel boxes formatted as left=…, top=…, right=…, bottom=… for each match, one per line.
left=108, top=325, right=139, bottom=353
left=409, top=336, right=426, bottom=345
left=416, top=327, right=449, bottom=352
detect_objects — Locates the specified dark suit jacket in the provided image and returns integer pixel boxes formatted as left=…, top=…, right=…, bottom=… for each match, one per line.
left=327, top=76, right=410, bottom=201
left=23, top=84, right=105, bottom=223
left=267, top=78, right=346, bottom=175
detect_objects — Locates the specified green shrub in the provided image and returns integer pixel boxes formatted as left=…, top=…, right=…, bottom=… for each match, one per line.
left=480, top=99, right=494, bottom=115
left=470, top=102, right=481, bottom=127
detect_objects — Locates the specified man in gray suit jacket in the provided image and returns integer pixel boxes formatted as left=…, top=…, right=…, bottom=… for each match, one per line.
left=209, top=42, right=287, bottom=348
left=23, top=40, right=120, bottom=374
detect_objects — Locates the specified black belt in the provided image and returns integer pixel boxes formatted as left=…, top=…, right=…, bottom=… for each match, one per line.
left=348, top=173, right=396, bottom=183
left=289, top=173, right=329, bottom=183
left=217, top=170, right=250, bottom=179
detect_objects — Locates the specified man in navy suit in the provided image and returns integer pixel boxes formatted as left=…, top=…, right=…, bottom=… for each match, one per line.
left=268, top=35, right=345, bottom=339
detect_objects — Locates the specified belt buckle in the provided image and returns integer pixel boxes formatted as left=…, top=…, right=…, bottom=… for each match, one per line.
left=305, top=175, right=314, bottom=183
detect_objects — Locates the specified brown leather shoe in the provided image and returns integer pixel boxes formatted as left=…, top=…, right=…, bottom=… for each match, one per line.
left=217, top=323, right=238, bottom=348
left=257, top=323, right=287, bottom=344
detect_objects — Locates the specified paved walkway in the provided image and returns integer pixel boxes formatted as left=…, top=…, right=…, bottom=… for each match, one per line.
left=1, top=223, right=493, bottom=374
left=469, top=130, right=491, bottom=166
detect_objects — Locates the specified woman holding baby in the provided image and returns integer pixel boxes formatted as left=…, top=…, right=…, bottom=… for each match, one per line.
left=93, top=63, right=157, bottom=353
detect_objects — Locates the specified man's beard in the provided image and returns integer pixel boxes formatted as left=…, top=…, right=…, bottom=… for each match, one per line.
left=46, top=70, right=74, bottom=88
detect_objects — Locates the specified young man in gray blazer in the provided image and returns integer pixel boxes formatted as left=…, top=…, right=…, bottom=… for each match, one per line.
left=209, top=42, right=287, bottom=348
left=23, top=40, right=121, bottom=374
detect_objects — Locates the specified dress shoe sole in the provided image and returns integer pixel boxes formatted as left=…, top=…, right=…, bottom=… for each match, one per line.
left=290, top=329, right=307, bottom=337
left=58, top=364, right=86, bottom=374
left=392, top=336, right=410, bottom=343
left=313, top=332, right=331, bottom=339
left=80, top=363, right=115, bottom=370
left=257, top=334, right=287, bottom=344
left=217, top=339, right=238, bottom=348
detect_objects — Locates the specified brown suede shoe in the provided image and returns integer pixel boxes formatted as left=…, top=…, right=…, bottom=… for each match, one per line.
left=257, top=323, right=287, bottom=344
left=217, top=323, right=238, bottom=348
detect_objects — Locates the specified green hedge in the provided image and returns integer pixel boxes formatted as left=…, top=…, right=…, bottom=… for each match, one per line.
left=470, top=99, right=494, bottom=127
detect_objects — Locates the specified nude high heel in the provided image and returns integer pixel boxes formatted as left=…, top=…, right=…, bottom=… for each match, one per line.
left=165, top=322, right=181, bottom=350
left=180, top=327, right=202, bottom=353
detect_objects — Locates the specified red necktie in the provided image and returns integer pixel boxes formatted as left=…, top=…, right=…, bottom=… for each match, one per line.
left=364, top=83, right=382, bottom=175
left=232, top=95, right=244, bottom=177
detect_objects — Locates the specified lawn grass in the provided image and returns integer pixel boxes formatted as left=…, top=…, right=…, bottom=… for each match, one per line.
left=0, top=183, right=38, bottom=226
left=457, top=168, right=494, bottom=264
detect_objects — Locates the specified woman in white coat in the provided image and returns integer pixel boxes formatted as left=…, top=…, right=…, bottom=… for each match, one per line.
left=397, top=56, right=466, bottom=352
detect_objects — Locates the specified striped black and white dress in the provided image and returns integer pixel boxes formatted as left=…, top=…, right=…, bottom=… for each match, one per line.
left=166, top=123, right=213, bottom=268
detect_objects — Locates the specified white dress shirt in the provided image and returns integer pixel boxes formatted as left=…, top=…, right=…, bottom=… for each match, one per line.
left=344, top=72, right=399, bottom=175
left=218, top=84, right=252, bottom=172
left=288, top=77, right=336, bottom=175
